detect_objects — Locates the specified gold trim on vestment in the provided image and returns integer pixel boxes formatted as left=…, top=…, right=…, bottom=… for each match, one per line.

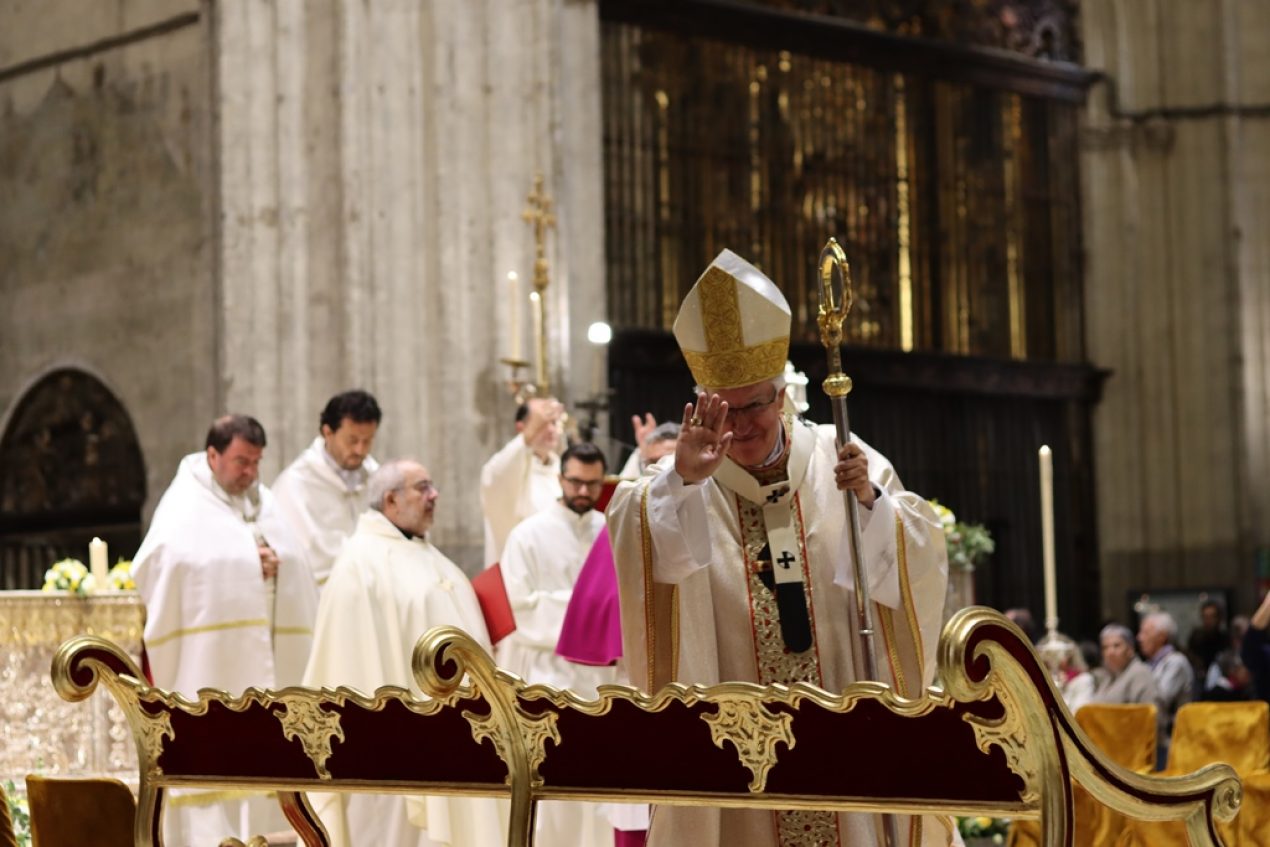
left=738, top=493, right=821, bottom=687
left=877, top=601, right=908, bottom=697
left=640, top=480, right=656, bottom=693
left=895, top=513, right=925, bottom=679
left=145, top=618, right=269, bottom=648
left=682, top=339, right=790, bottom=391
left=273, top=626, right=313, bottom=637
left=700, top=266, right=746, bottom=350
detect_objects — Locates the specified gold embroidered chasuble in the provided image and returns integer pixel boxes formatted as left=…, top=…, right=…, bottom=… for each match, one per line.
left=607, top=417, right=953, bottom=847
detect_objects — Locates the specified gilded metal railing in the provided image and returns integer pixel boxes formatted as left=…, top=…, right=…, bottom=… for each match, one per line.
left=51, top=607, right=1239, bottom=847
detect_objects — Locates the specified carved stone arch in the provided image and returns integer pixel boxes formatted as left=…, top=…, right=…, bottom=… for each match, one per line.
left=0, top=368, right=146, bottom=589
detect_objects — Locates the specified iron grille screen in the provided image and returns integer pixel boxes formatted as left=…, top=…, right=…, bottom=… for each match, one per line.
left=601, top=20, right=1083, bottom=361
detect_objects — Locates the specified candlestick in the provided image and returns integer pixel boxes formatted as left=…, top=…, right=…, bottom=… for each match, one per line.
left=508, top=271, right=522, bottom=360
left=89, top=537, right=108, bottom=591
left=1039, top=445, right=1056, bottom=635
left=530, top=291, right=544, bottom=390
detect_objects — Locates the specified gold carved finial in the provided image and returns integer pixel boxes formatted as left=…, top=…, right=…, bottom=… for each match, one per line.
left=817, top=238, right=855, bottom=399
left=522, top=172, right=557, bottom=393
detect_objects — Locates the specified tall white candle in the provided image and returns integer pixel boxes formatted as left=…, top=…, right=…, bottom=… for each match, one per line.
left=89, top=537, right=108, bottom=590
left=529, top=291, right=544, bottom=387
left=508, top=271, right=522, bottom=359
left=587, top=321, right=612, bottom=396
left=1039, top=445, right=1057, bottom=634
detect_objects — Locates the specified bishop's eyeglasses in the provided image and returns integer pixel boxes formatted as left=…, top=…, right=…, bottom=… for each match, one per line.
left=724, top=389, right=780, bottom=424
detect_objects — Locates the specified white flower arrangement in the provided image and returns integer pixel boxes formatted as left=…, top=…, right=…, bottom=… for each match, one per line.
left=41, top=558, right=97, bottom=595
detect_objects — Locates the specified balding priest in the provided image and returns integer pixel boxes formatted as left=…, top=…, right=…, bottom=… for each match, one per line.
left=606, top=250, right=953, bottom=847
left=303, top=458, right=506, bottom=847
left=134, top=414, right=318, bottom=846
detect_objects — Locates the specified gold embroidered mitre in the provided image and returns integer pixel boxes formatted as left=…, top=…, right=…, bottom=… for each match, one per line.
left=673, top=249, right=791, bottom=390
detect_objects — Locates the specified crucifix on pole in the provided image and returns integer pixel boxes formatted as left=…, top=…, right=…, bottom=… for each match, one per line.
left=522, top=172, right=557, bottom=394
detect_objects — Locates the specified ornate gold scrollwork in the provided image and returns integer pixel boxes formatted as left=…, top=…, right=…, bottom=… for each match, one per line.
left=701, top=699, right=795, bottom=793
left=133, top=708, right=176, bottom=779
left=274, top=695, right=345, bottom=781
left=50, top=610, right=1245, bottom=847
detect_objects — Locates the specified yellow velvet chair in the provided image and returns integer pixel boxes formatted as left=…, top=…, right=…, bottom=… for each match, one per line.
left=24, top=775, right=134, bottom=847
left=1114, top=700, right=1270, bottom=847
left=0, top=781, right=18, bottom=847
left=1007, top=703, right=1157, bottom=847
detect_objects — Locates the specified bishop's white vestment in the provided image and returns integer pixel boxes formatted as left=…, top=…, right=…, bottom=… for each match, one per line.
left=272, top=436, right=378, bottom=588
left=480, top=435, right=561, bottom=566
left=302, top=510, right=508, bottom=847
left=607, top=418, right=954, bottom=847
left=134, top=451, right=318, bottom=846
left=499, top=500, right=616, bottom=847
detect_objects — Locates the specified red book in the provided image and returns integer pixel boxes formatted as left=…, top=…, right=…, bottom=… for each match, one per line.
left=471, top=563, right=516, bottom=645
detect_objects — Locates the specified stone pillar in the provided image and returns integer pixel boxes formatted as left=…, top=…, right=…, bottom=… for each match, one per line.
left=1081, top=0, right=1270, bottom=618
left=210, top=0, right=606, bottom=569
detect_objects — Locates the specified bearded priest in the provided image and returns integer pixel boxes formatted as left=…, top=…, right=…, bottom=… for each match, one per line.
left=606, top=250, right=953, bottom=847
left=134, top=414, right=318, bottom=846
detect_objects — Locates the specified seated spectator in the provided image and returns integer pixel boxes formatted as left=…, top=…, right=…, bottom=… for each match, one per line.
left=1139, top=611, right=1195, bottom=768
left=1091, top=623, right=1158, bottom=706
left=1038, top=632, right=1095, bottom=713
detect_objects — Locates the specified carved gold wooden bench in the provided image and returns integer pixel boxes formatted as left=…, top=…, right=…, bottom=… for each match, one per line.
left=51, top=608, right=1240, bottom=846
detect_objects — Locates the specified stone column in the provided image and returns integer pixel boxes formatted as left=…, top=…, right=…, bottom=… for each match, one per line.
left=1081, top=0, right=1270, bottom=617
left=211, top=0, right=606, bottom=569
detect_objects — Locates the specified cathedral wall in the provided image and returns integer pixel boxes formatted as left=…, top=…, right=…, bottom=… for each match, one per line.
left=208, top=0, right=605, bottom=570
left=1082, top=0, right=1270, bottom=620
left=0, top=1, right=214, bottom=524
left=0, top=0, right=606, bottom=568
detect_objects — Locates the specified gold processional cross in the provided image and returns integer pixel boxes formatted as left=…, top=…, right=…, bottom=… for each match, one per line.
left=522, top=173, right=556, bottom=394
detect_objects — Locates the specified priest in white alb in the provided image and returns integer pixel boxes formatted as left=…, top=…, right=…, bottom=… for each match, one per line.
left=606, top=250, right=954, bottom=847
left=134, top=414, right=318, bottom=846
left=272, top=389, right=382, bottom=590
left=479, top=396, right=565, bottom=566
left=499, top=441, right=616, bottom=847
left=303, top=458, right=507, bottom=847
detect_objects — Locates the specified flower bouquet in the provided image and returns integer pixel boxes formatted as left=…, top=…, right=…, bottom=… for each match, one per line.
left=930, top=500, right=995, bottom=572
left=41, top=558, right=97, bottom=596
left=108, top=559, right=135, bottom=591
left=957, top=815, right=1009, bottom=845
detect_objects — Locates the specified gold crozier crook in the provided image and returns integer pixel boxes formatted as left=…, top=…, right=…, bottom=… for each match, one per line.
left=817, top=237, right=898, bottom=847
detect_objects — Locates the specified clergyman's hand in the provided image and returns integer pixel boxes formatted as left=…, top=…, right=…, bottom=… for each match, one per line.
left=674, top=393, right=733, bottom=484
left=632, top=413, right=659, bottom=460
left=259, top=545, right=280, bottom=580
left=522, top=397, right=565, bottom=458
left=834, top=441, right=875, bottom=508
